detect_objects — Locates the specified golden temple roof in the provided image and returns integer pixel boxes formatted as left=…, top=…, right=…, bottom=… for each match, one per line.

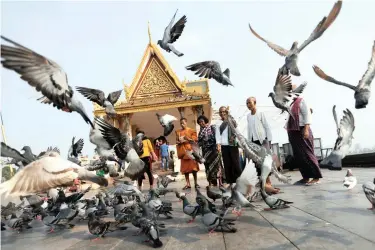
left=93, top=22, right=211, bottom=115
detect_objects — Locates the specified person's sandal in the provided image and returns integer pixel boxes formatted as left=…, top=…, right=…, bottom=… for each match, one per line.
left=182, top=185, right=191, bottom=190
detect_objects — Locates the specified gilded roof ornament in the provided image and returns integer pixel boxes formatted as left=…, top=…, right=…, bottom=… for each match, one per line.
left=148, top=21, right=152, bottom=44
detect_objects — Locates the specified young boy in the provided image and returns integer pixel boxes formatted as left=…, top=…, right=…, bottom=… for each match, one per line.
left=159, top=139, right=169, bottom=172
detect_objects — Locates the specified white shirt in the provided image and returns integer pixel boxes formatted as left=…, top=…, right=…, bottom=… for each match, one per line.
left=215, top=120, right=229, bottom=145
left=298, top=98, right=312, bottom=126
left=284, top=98, right=312, bottom=127
left=247, top=111, right=273, bottom=143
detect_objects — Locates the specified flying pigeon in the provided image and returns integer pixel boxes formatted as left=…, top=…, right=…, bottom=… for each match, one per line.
left=320, top=106, right=355, bottom=170
left=94, top=117, right=145, bottom=179
left=248, top=0, right=342, bottom=76
left=68, top=137, right=84, bottom=158
left=362, top=178, right=375, bottom=210
left=75, top=87, right=122, bottom=117
left=268, top=69, right=294, bottom=118
left=343, top=169, right=357, bottom=190
left=280, top=82, right=308, bottom=115
left=157, top=9, right=187, bottom=57
left=0, top=142, right=36, bottom=166
left=89, top=121, right=121, bottom=165
left=0, top=36, right=94, bottom=128
left=185, top=61, right=233, bottom=86
left=312, top=40, right=375, bottom=109
left=0, top=150, right=108, bottom=197
left=156, top=113, right=177, bottom=136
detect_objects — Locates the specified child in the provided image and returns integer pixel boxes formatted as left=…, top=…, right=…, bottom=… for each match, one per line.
left=159, top=139, right=169, bottom=172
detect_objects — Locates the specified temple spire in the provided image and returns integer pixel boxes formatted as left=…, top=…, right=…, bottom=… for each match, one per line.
left=148, top=21, right=152, bottom=44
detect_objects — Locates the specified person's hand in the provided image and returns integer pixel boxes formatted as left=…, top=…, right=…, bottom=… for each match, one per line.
left=217, top=144, right=221, bottom=153
left=303, top=128, right=309, bottom=139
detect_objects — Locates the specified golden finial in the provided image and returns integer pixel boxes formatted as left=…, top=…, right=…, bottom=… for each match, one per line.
left=148, top=21, right=152, bottom=44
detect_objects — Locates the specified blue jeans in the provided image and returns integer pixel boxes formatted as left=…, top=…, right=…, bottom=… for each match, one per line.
left=161, top=156, right=169, bottom=170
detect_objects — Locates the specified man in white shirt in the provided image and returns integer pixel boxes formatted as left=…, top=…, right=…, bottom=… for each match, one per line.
left=215, top=106, right=242, bottom=185
left=246, top=97, right=280, bottom=194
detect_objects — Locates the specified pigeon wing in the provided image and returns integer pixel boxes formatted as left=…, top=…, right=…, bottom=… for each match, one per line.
left=332, top=105, right=340, bottom=136
left=162, top=9, right=178, bottom=43
left=297, top=0, right=343, bottom=53
left=186, top=61, right=223, bottom=82
left=0, top=157, right=79, bottom=197
left=357, top=40, right=375, bottom=89
left=236, top=159, right=258, bottom=196
left=1, top=36, right=73, bottom=110
left=312, top=65, right=357, bottom=91
left=293, top=81, right=307, bottom=94
left=75, top=86, right=106, bottom=106
left=94, top=117, right=129, bottom=159
left=273, top=70, right=293, bottom=103
left=338, top=109, right=355, bottom=143
left=106, top=90, right=122, bottom=105
left=248, top=23, right=289, bottom=57
left=73, top=138, right=84, bottom=156
left=169, top=15, right=187, bottom=43
left=0, top=142, right=29, bottom=164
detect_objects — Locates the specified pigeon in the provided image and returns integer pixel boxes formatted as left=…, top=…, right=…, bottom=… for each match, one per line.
left=196, top=198, right=237, bottom=234
left=153, top=174, right=176, bottom=188
left=0, top=150, right=108, bottom=197
left=312, top=40, right=375, bottom=109
left=185, top=142, right=205, bottom=164
left=89, top=121, right=121, bottom=164
left=94, top=117, right=145, bottom=179
left=87, top=211, right=127, bottom=240
left=0, top=36, right=94, bottom=128
left=175, top=191, right=200, bottom=223
left=75, top=87, right=122, bottom=117
left=67, top=137, right=84, bottom=165
left=0, top=142, right=36, bottom=166
left=186, top=61, right=233, bottom=86
left=248, top=0, right=342, bottom=76
left=156, top=113, right=177, bottom=136
left=268, top=69, right=294, bottom=118
left=362, top=178, right=375, bottom=210
left=320, top=106, right=355, bottom=170
left=343, top=169, right=357, bottom=190
left=157, top=9, right=187, bottom=57
left=195, top=188, right=217, bottom=213
left=280, top=82, right=308, bottom=115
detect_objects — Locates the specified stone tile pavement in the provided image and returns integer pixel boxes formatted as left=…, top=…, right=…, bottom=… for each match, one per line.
left=1, top=168, right=375, bottom=250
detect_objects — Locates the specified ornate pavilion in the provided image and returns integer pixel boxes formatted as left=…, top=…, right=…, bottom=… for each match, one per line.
left=93, top=23, right=213, bottom=148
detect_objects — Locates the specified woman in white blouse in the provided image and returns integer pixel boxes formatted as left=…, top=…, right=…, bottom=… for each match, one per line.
left=286, top=85, right=322, bottom=185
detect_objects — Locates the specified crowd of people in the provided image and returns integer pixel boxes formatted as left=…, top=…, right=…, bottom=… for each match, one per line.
left=135, top=94, right=323, bottom=197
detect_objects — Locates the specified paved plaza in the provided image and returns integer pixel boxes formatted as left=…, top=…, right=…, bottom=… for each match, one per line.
left=1, top=168, right=375, bottom=250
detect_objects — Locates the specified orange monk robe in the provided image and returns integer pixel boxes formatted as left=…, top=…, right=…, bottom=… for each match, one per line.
left=175, top=127, right=200, bottom=174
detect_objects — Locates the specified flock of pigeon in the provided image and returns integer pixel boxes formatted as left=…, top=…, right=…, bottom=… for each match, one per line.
left=0, top=0, right=374, bottom=247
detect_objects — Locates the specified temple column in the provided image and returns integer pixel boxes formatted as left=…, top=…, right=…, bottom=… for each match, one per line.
left=177, top=107, right=185, bottom=119
left=117, top=113, right=133, bottom=138
left=193, top=105, right=205, bottom=133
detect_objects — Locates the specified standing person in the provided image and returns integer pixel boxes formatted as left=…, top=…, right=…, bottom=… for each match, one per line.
left=215, top=106, right=242, bottom=186
left=246, top=97, right=280, bottom=194
left=197, top=115, right=223, bottom=187
left=176, top=118, right=200, bottom=190
left=286, top=87, right=322, bottom=185
left=159, top=137, right=169, bottom=172
left=136, top=130, right=158, bottom=190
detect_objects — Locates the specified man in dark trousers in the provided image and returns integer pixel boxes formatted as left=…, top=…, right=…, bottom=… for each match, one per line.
left=215, top=106, right=242, bottom=186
